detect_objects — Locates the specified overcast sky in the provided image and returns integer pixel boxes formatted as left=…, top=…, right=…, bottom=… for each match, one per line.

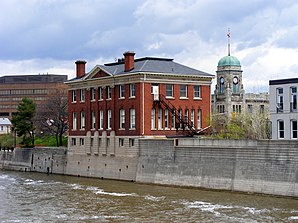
left=1, top=0, right=298, bottom=93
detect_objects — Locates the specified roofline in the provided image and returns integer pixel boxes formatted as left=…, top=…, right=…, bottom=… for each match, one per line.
left=269, top=78, right=298, bottom=85
left=104, top=57, right=173, bottom=66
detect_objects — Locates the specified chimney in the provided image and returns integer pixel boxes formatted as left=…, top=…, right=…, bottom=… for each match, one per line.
left=123, top=51, right=135, bottom=72
left=75, top=60, right=87, bottom=78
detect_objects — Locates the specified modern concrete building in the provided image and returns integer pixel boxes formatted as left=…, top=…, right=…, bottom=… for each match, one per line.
left=269, top=78, right=298, bottom=140
left=0, top=74, right=68, bottom=119
left=66, top=51, right=214, bottom=155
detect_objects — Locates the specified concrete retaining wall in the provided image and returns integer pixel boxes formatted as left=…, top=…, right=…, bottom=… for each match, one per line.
left=136, top=139, right=298, bottom=197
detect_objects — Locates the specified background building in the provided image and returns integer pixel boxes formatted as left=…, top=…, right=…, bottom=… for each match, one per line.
left=66, top=51, right=214, bottom=155
left=0, top=74, right=68, bottom=119
left=212, top=54, right=269, bottom=119
left=0, top=118, right=12, bottom=134
left=269, top=78, right=298, bottom=140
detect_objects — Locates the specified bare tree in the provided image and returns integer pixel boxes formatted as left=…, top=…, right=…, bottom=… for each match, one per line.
left=35, top=87, right=68, bottom=146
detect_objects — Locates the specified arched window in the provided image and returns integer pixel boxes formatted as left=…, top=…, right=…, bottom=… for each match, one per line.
left=219, top=77, right=224, bottom=94
left=233, top=76, right=239, bottom=93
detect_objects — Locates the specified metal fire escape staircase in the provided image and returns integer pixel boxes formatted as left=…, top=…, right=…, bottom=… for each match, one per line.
left=153, top=94, right=197, bottom=136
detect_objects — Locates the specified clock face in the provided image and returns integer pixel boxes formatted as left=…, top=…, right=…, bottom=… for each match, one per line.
left=233, top=77, right=238, bottom=84
left=220, top=77, right=224, bottom=83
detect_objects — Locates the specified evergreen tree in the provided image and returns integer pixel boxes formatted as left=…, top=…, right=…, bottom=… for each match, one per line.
left=11, top=98, right=36, bottom=147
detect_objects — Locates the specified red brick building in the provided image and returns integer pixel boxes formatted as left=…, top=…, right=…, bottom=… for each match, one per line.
left=66, top=52, right=213, bottom=154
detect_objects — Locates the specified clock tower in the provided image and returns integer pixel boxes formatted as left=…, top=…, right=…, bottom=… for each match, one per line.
left=213, top=32, right=245, bottom=118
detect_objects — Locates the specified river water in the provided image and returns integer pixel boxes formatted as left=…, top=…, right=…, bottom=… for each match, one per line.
left=0, top=170, right=297, bottom=223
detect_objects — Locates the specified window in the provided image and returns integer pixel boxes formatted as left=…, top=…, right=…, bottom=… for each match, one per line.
left=130, top=84, right=135, bottom=97
left=129, top=138, right=135, bottom=147
left=180, top=85, right=187, bottom=98
left=184, top=109, right=189, bottom=125
left=119, top=138, right=124, bottom=147
left=233, top=104, right=241, bottom=113
left=120, top=109, right=125, bottom=129
left=290, top=87, right=297, bottom=112
left=194, top=85, right=201, bottom=98
left=291, top=120, right=297, bottom=139
left=72, top=112, right=77, bottom=130
left=98, top=87, right=103, bottom=100
left=151, top=84, right=159, bottom=94
left=130, top=109, right=136, bottom=129
left=151, top=109, right=156, bottom=129
left=107, top=138, right=110, bottom=147
left=107, top=110, right=112, bottom=129
left=72, top=90, right=77, bottom=102
left=247, top=104, right=253, bottom=113
left=197, top=109, right=201, bottom=129
left=71, top=138, right=76, bottom=146
left=191, top=109, right=195, bottom=127
left=217, top=105, right=225, bottom=113
left=171, top=111, right=175, bottom=129
left=165, top=109, right=169, bottom=128
left=178, top=109, right=182, bottom=128
left=91, top=111, right=96, bottom=129
left=166, top=84, right=173, bottom=97
left=99, top=110, right=104, bottom=129
left=233, top=76, right=239, bottom=93
left=158, top=108, right=162, bottom=129
left=219, top=77, right=224, bottom=94
left=278, top=120, right=284, bottom=139
left=91, top=88, right=96, bottom=101
left=259, top=105, right=264, bottom=114
left=107, top=86, right=112, bottom=99
left=119, top=84, right=125, bottom=98
left=277, top=88, right=283, bottom=112
left=80, top=138, right=84, bottom=146
left=80, top=111, right=85, bottom=129
left=80, top=89, right=85, bottom=102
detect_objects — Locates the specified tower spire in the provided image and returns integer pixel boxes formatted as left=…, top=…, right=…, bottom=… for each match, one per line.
left=227, top=28, right=231, bottom=56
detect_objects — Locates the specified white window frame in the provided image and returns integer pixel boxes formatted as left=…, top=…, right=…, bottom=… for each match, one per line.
left=130, top=84, right=135, bottom=98
left=158, top=108, right=162, bottom=129
left=99, top=110, right=104, bottom=130
left=91, top=111, right=96, bottom=129
left=191, top=109, right=195, bottom=128
left=107, top=110, right=112, bottom=129
left=180, top=85, right=187, bottom=98
left=165, top=109, right=169, bottom=129
left=119, top=84, right=125, bottom=98
left=166, top=84, right=173, bottom=97
left=80, top=111, right=85, bottom=129
left=107, top=86, right=112, bottom=99
left=278, top=120, right=284, bottom=139
left=98, top=87, right=103, bottom=100
left=197, top=109, right=201, bottom=129
left=291, top=119, right=297, bottom=139
left=151, top=109, right=156, bottom=129
left=119, top=109, right=125, bottom=129
left=72, top=90, right=77, bottom=102
left=80, top=89, right=85, bottom=102
left=72, top=112, right=77, bottom=130
left=130, top=109, right=136, bottom=129
left=91, top=88, right=96, bottom=101
left=194, top=85, right=201, bottom=98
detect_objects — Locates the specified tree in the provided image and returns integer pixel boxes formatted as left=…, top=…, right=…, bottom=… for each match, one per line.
left=11, top=98, right=36, bottom=147
left=35, top=88, right=68, bottom=146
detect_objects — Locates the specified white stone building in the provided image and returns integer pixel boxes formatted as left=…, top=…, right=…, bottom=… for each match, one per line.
left=269, top=78, right=298, bottom=140
left=0, top=118, right=12, bottom=134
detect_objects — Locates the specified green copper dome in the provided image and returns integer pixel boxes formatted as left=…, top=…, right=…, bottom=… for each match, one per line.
left=218, top=55, right=241, bottom=67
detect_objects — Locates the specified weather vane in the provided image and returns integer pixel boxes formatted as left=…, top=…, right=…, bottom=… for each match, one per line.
left=227, top=28, right=231, bottom=56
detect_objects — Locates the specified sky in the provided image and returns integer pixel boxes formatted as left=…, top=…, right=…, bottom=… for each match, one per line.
left=1, top=0, right=298, bottom=93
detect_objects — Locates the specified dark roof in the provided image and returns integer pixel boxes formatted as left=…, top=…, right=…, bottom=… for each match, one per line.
left=269, top=77, right=298, bottom=86
left=99, top=57, right=214, bottom=77
left=0, top=74, right=68, bottom=84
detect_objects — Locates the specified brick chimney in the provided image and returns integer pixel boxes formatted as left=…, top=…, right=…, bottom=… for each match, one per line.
left=75, top=60, right=87, bottom=78
left=123, top=51, right=135, bottom=72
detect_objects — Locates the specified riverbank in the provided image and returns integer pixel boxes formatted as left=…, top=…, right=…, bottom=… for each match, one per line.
left=0, top=138, right=297, bottom=198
